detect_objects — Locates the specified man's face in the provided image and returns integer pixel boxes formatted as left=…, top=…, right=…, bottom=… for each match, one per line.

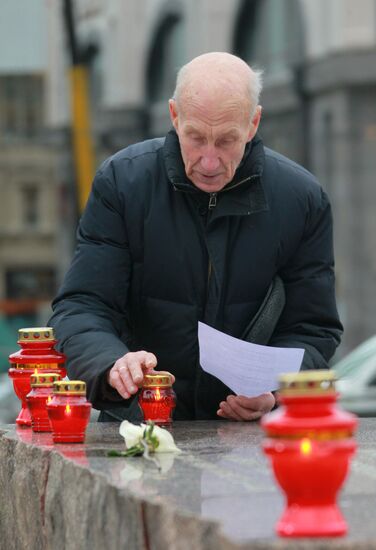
left=169, top=96, right=261, bottom=193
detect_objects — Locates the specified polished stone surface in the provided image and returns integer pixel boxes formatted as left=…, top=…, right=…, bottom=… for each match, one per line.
left=1, top=419, right=376, bottom=549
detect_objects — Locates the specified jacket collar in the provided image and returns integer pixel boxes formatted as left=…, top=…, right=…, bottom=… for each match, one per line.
left=163, top=129, right=268, bottom=217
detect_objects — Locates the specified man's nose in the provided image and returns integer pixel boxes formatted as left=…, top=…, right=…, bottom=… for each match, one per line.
left=200, top=149, right=220, bottom=172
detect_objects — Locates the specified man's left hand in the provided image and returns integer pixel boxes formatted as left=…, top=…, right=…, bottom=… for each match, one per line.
left=217, top=392, right=275, bottom=421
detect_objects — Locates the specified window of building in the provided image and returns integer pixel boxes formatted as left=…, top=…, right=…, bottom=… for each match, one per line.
left=20, top=184, right=39, bottom=228
left=147, top=14, right=186, bottom=103
left=0, top=75, right=44, bottom=139
left=6, top=267, right=56, bottom=300
left=233, top=0, right=304, bottom=79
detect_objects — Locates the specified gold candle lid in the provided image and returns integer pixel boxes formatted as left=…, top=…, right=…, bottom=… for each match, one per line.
left=14, top=363, right=61, bottom=370
left=31, top=373, right=61, bottom=387
left=18, top=327, right=55, bottom=343
left=143, top=373, right=173, bottom=388
left=53, top=381, right=86, bottom=395
left=279, top=370, right=336, bottom=396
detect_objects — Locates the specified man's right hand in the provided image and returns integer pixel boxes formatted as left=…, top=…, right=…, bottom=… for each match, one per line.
left=107, top=351, right=174, bottom=400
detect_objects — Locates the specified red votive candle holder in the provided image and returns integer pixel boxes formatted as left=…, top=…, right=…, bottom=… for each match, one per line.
left=8, top=327, right=66, bottom=426
left=47, top=380, right=91, bottom=443
left=138, top=373, right=176, bottom=425
left=261, top=370, right=357, bottom=538
left=26, top=372, right=62, bottom=432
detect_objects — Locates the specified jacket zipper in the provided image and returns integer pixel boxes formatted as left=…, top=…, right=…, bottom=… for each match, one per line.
left=175, top=175, right=255, bottom=208
left=207, top=259, right=212, bottom=304
left=205, top=176, right=255, bottom=308
left=207, top=176, right=252, bottom=210
left=208, top=193, right=217, bottom=209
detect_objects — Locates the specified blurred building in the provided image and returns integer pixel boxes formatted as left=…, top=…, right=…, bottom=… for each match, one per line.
left=1, top=0, right=376, bottom=359
left=0, top=0, right=70, bottom=369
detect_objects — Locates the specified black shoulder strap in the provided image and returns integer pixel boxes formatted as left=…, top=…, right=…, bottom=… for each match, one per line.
left=242, top=275, right=285, bottom=345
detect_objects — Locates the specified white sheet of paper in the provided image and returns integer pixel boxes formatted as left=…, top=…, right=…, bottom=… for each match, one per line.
left=198, top=322, right=304, bottom=397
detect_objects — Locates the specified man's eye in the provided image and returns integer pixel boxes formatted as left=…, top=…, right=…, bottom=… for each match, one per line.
left=218, top=138, right=235, bottom=147
left=190, top=136, right=204, bottom=144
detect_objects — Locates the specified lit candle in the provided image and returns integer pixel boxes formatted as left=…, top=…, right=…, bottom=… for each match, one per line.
left=8, top=327, right=66, bottom=426
left=47, top=381, right=91, bottom=443
left=300, top=438, right=312, bottom=456
left=138, top=373, right=176, bottom=425
left=262, top=370, right=357, bottom=538
left=26, top=372, right=61, bottom=432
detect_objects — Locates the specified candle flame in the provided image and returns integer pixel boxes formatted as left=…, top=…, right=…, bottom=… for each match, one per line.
left=47, top=396, right=52, bottom=404
left=65, top=404, right=71, bottom=415
left=155, top=387, right=161, bottom=400
left=300, top=438, right=312, bottom=456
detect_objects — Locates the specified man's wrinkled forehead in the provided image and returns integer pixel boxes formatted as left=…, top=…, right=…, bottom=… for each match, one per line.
left=176, top=83, right=252, bottom=123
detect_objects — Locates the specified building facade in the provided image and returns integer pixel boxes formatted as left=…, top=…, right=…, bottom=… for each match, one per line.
left=2, top=0, right=376, bottom=358
left=0, top=0, right=69, bottom=341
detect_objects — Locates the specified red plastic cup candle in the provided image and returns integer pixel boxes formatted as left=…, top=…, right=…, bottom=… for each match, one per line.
left=46, top=380, right=91, bottom=443
left=26, top=372, right=62, bottom=432
left=261, top=370, right=358, bottom=538
left=138, top=373, right=176, bottom=425
left=8, top=327, right=66, bottom=426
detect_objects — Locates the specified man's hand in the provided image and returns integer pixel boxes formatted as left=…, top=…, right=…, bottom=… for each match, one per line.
left=217, top=392, right=275, bottom=421
left=107, top=350, right=175, bottom=400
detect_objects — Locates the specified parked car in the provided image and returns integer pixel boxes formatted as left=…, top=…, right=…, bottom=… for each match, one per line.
left=333, top=335, right=376, bottom=416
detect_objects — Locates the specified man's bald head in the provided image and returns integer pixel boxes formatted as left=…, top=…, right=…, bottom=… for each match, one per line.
left=168, top=52, right=263, bottom=192
left=173, top=52, right=263, bottom=119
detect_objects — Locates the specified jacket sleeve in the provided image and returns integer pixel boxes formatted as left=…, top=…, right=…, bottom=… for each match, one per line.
left=269, top=187, right=343, bottom=369
left=49, top=167, right=133, bottom=408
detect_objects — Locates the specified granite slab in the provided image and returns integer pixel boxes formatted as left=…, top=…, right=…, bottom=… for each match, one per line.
left=1, top=419, right=376, bottom=550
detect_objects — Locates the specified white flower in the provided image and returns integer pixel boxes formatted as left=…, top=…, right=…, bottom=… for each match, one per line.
left=152, top=424, right=182, bottom=454
left=119, top=420, right=181, bottom=454
left=119, top=420, right=144, bottom=449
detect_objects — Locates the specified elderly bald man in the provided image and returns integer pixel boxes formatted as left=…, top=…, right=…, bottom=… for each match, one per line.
left=50, top=52, right=342, bottom=422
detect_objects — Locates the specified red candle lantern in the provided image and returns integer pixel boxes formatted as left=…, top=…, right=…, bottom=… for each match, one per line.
left=262, top=370, right=357, bottom=538
left=138, top=373, right=176, bottom=425
left=26, top=372, right=62, bottom=432
left=8, top=327, right=66, bottom=426
left=46, top=380, right=91, bottom=443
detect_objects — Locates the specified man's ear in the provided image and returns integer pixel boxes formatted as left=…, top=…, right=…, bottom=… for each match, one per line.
left=247, top=105, right=262, bottom=141
left=169, top=99, right=179, bottom=132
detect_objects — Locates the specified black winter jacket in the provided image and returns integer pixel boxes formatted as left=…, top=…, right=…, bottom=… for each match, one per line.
left=49, top=131, right=343, bottom=420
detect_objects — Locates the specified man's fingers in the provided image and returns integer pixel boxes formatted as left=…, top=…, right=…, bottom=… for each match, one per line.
left=142, top=351, right=158, bottom=371
left=108, top=351, right=177, bottom=402
left=109, top=369, right=130, bottom=399
left=220, top=393, right=275, bottom=421
left=225, top=395, right=256, bottom=421
left=125, top=351, right=157, bottom=387
left=236, top=393, right=275, bottom=413
left=118, top=365, right=139, bottom=394
left=218, top=399, right=244, bottom=421
left=218, top=394, right=274, bottom=422
left=126, top=357, right=146, bottom=387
